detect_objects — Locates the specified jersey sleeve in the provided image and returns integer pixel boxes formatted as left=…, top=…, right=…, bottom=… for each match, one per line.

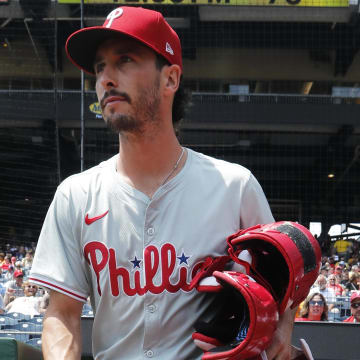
left=29, top=184, right=90, bottom=303
left=240, top=173, right=274, bottom=228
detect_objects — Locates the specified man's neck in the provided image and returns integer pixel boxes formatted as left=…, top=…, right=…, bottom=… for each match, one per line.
left=116, top=129, right=185, bottom=198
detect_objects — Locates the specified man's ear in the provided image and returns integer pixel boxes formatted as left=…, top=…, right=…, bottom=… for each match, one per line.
left=162, top=64, right=181, bottom=96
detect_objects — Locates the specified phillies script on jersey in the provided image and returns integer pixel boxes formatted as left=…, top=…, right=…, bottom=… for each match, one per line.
left=84, top=242, right=204, bottom=297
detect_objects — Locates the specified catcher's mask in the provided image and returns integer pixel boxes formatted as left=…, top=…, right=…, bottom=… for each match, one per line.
left=227, top=221, right=322, bottom=314
left=192, top=271, right=278, bottom=360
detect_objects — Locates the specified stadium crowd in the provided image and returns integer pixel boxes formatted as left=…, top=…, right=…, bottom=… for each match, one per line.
left=295, top=236, right=360, bottom=322
left=0, top=245, right=48, bottom=315
left=0, top=236, right=359, bottom=348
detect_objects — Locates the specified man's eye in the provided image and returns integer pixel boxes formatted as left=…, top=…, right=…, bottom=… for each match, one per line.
left=95, top=63, right=105, bottom=74
left=120, top=55, right=132, bottom=63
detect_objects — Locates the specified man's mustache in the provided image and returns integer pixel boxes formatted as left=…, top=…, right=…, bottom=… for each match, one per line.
left=100, top=90, right=132, bottom=109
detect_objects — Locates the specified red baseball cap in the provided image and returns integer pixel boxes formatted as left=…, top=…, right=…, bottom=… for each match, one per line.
left=14, top=270, right=24, bottom=278
left=350, top=291, right=360, bottom=303
left=65, top=6, right=182, bottom=76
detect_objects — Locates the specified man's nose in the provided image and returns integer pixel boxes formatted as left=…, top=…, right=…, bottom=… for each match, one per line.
left=100, top=66, right=118, bottom=90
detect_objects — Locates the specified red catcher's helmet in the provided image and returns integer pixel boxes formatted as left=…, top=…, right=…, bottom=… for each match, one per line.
left=192, top=271, right=278, bottom=360
left=227, top=221, right=322, bottom=314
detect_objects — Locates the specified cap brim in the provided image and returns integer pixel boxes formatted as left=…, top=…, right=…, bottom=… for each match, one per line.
left=66, top=27, right=132, bottom=76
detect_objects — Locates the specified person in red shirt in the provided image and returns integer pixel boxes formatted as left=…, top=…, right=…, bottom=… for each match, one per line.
left=343, top=291, right=360, bottom=323
left=0, top=256, right=11, bottom=271
left=327, top=274, right=345, bottom=296
left=296, top=293, right=328, bottom=322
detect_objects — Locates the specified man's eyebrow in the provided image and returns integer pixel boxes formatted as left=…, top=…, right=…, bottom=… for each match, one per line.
left=94, top=47, right=141, bottom=66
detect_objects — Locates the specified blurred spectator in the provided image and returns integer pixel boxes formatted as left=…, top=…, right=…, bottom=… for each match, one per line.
left=340, top=268, right=350, bottom=286
left=0, top=293, right=4, bottom=314
left=343, top=291, right=360, bottom=323
left=1, top=255, right=11, bottom=271
left=328, top=256, right=336, bottom=271
left=333, top=265, right=344, bottom=283
left=14, top=261, right=22, bottom=271
left=15, top=245, right=26, bottom=260
left=5, top=281, right=41, bottom=316
left=333, top=238, right=353, bottom=261
left=4, top=270, right=24, bottom=306
left=10, top=256, right=16, bottom=266
left=296, top=293, right=328, bottom=321
left=351, top=264, right=359, bottom=274
left=3, top=265, right=15, bottom=281
left=320, top=266, right=329, bottom=277
left=0, top=252, right=5, bottom=266
left=345, top=272, right=360, bottom=294
left=22, top=250, right=33, bottom=270
left=327, top=274, right=345, bottom=296
left=311, top=274, right=336, bottom=309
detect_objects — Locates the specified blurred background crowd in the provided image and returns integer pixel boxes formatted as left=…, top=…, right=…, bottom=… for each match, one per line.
left=295, top=235, right=360, bottom=323
left=0, top=235, right=359, bottom=324
left=0, top=244, right=49, bottom=316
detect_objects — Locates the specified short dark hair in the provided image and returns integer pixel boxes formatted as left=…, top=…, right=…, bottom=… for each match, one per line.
left=155, top=54, right=190, bottom=134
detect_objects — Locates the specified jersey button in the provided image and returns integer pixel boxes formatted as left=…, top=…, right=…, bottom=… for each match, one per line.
left=147, top=227, right=155, bottom=236
left=148, top=304, right=156, bottom=313
left=146, top=350, right=154, bottom=357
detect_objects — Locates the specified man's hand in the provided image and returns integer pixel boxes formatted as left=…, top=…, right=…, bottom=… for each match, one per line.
left=265, top=306, right=297, bottom=360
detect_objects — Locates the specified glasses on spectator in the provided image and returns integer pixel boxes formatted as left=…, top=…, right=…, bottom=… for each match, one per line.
left=310, top=300, right=324, bottom=306
left=351, top=303, right=360, bottom=309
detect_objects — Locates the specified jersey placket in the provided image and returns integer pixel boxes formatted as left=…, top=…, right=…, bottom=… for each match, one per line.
left=143, top=198, right=161, bottom=358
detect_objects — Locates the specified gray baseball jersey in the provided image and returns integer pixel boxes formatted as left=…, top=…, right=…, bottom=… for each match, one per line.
left=30, top=148, right=274, bottom=360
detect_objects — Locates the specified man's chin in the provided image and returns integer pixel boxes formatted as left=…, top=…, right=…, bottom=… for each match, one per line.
left=104, top=116, right=142, bottom=135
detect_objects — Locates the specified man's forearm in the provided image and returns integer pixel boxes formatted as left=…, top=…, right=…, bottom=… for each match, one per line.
left=42, top=311, right=82, bottom=360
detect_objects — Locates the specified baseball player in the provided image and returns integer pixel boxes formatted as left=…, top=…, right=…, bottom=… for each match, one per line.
left=30, top=7, right=297, bottom=360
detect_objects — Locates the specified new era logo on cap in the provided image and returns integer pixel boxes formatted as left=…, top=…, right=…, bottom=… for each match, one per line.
left=166, top=42, right=174, bottom=55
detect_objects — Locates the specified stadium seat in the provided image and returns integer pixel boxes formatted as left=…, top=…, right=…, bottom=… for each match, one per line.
left=0, top=316, right=19, bottom=327
left=18, top=318, right=43, bottom=325
left=4, top=313, right=31, bottom=321
left=25, top=338, right=42, bottom=348
left=0, top=333, right=30, bottom=343
left=2, top=323, right=43, bottom=333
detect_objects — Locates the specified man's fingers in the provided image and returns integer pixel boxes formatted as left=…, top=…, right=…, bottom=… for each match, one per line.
left=299, top=339, right=314, bottom=360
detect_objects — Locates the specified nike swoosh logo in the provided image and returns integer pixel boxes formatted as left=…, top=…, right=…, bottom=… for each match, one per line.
left=85, top=210, right=109, bottom=225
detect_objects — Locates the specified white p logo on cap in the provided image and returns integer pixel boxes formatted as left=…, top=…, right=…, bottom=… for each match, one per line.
left=106, top=8, right=124, bottom=28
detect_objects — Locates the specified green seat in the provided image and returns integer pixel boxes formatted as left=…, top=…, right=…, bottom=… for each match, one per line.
left=0, top=338, right=43, bottom=360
